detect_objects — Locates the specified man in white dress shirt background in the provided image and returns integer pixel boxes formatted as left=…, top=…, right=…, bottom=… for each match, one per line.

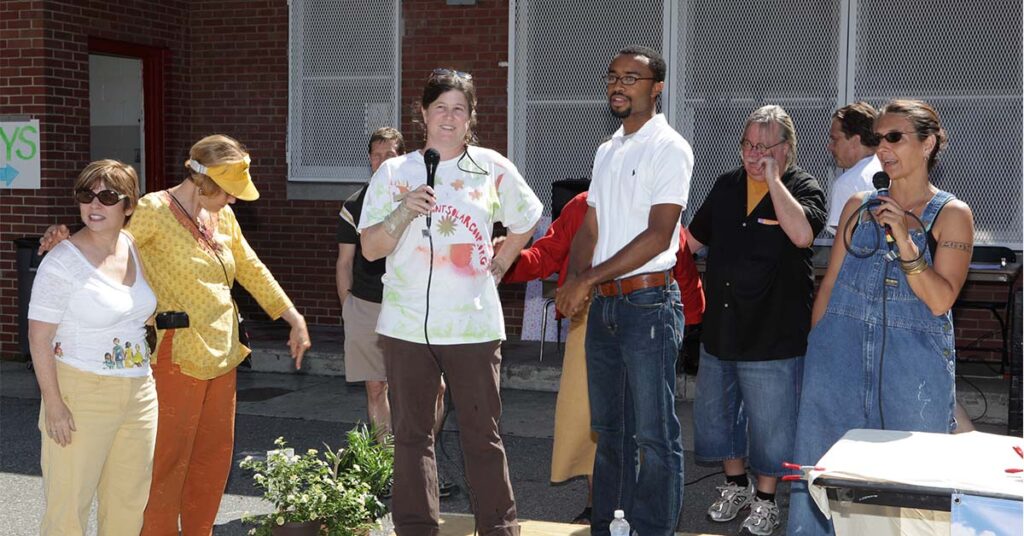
left=825, top=102, right=882, bottom=234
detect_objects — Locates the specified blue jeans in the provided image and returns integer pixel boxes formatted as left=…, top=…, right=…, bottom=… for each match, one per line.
left=692, top=347, right=803, bottom=477
left=586, top=283, right=685, bottom=536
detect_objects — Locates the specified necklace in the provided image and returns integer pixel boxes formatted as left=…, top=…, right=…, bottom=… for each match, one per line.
left=169, top=191, right=210, bottom=237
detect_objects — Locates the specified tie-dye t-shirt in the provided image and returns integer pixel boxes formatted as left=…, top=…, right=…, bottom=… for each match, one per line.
left=359, top=146, right=542, bottom=344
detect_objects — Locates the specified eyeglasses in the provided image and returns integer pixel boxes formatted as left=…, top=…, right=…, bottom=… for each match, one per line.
left=75, top=189, right=127, bottom=206
left=603, top=74, right=656, bottom=86
left=869, top=130, right=916, bottom=146
left=432, top=68, right=472, bottom=80
left=740, top=139, right=786, bottom=153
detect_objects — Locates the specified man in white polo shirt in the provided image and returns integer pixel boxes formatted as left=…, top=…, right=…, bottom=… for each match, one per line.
left=557, top=45, right=693, bottom=536
left=826, top=102, right=881, bottom=234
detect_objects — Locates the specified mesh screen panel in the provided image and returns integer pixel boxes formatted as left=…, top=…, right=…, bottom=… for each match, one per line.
left=511, top=0, right=663, bottom=211
left=676, top=0, right=841, bottom=226
left=511, top=0, right=1021, bottom=246
left=852, top=0, right=1023, bottom=246
left=289, top=0, right=399, bottom=182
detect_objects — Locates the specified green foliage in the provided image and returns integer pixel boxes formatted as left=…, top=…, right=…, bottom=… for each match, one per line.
left=333, top=424, right=394, bottom=507
left=240, top=426, right=393, bottom=536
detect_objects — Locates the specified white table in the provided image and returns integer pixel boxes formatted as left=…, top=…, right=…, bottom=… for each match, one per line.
left=808, top=429, right=1023, bottom=536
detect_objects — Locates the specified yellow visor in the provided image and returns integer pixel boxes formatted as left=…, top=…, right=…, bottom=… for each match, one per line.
left=188, top=155, right=259, bottom=201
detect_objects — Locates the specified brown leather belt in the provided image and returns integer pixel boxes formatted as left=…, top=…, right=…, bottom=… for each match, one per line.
left=596, top=270, right=674, bottom=297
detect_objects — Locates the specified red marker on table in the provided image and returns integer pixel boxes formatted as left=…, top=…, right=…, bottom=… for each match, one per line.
left=782, top=462, right=826, bottom=482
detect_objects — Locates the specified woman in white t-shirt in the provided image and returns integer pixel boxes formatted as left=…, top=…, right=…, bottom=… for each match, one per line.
left=359, top=69, right=542, bottom=535
left=28, top=160, right=158, bottom=535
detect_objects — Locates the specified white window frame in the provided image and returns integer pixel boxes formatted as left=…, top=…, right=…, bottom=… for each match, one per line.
left=287, top=0, right=401, bottom=184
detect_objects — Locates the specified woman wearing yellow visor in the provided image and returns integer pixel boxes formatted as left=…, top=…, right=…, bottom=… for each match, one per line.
left=40, top=134, right=311, bottom=535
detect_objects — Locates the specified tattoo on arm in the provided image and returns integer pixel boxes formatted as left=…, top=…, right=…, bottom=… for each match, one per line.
left=940, top=240, right=971, bottom=252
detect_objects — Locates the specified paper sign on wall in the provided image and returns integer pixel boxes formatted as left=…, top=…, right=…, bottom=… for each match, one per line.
left=0, top=120, right=41, bottom=189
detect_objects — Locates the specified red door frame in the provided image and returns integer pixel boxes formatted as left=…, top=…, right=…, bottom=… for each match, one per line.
left=87, top=37, right=170, bottom=191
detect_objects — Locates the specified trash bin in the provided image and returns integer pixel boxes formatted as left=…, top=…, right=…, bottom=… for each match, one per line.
left=14, top=236, right=43, bottom=359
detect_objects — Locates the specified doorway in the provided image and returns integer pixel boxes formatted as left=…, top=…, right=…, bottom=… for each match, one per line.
left=87, top=38, right=168, bottom=192
left=89, top=54, right=144, bottom=188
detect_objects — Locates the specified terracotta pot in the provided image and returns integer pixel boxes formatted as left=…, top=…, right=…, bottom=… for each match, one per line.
left=271, top=519, right=322, bottom=536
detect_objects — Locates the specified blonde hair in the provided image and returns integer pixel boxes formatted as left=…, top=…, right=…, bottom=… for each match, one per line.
left=75, top=159, right=140, bottom=211
left=185, top=134, right=248, bottom=195
left=742, top=105, right=798, bottom=169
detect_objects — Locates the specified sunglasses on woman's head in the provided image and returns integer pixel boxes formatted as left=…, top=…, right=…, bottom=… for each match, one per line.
left=75, top=189, right=127, bottom=206
left=431, top=68, right=472, bottom=80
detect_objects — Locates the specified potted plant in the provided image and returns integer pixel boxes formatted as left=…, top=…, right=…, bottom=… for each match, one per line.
left=240, top=425, right=394, bottom=536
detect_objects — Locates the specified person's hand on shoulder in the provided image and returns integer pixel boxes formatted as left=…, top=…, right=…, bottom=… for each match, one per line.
left=37, top=224, right=70, bottom=255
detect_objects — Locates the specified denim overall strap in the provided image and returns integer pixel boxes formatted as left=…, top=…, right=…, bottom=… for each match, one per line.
left=920, top=190, right=955, bottom=234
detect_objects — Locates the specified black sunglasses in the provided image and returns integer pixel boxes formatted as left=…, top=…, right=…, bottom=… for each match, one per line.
left=75, top=189, right=127, bottom=206
left=868, top=130, right=916, bottom=146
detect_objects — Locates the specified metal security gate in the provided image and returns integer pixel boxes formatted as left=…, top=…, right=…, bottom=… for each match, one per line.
left=509, top=0, right=667, bottom=212
left=510, top=0, right=1022, bottom=246
left=850, top=0, right=1022, bottom=246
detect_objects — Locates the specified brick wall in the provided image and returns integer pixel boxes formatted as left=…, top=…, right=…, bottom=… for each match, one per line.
left=0, top=0, right=191, bottom=359
left=954, top=281, right=1017, bottom=361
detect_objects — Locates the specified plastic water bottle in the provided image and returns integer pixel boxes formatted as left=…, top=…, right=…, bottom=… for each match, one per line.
left=609, top=509, right=630, bottom=536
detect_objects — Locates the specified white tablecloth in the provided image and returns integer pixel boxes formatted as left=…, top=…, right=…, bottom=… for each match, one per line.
left=809, top=429, right=1024, bottom=518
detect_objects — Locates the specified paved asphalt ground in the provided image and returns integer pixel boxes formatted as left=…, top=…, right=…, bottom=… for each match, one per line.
left=1, top=360, right=760, bottom=536
left=1, top=343, right=1007, bottom=535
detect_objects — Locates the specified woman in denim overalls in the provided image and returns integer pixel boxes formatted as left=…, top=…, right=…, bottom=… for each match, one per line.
left=786, top=100, right=975, bottom=536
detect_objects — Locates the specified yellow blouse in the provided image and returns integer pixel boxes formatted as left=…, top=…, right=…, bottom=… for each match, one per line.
left=127, top=191, right=293, bottom=380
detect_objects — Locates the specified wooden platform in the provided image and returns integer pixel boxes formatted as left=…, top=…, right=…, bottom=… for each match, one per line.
left=436, top=513, right=721, bottom=536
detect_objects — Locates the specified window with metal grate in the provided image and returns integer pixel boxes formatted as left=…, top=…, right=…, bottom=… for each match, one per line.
left=510, top=0, right=1022, bottom=247
left=288, top=0, right=400, bottom=184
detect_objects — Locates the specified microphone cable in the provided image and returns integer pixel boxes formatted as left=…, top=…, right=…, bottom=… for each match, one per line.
left=420, top=149, right=456, bottom=499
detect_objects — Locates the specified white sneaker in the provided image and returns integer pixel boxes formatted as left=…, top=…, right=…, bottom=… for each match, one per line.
left=707, top=481, right=754, bottom=522
left=740, top=497, right=781, bottom=535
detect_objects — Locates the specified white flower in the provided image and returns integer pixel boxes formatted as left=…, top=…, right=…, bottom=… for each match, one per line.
left=276, top=516, right=285, bottom=526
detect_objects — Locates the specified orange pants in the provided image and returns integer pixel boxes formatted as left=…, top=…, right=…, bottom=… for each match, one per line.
left=141, top=333, right=237, bottom=536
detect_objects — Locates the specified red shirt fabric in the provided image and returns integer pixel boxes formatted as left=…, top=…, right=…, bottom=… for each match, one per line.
left=504, top=192, right=705, bottom=325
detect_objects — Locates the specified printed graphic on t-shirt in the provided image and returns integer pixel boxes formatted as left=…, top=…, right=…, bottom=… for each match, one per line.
left=90, top=337, right=151, bottom=370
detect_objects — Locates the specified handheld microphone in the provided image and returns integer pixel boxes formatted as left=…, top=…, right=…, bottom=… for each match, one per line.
left=424, top=148, right=440, bottom=229
left=872, top=170, right=890, bottom=198
left=872, top=171, right=897, bottom=259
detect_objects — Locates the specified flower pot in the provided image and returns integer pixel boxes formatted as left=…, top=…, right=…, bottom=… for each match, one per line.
left=271, top=520, right=322, bottom=536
